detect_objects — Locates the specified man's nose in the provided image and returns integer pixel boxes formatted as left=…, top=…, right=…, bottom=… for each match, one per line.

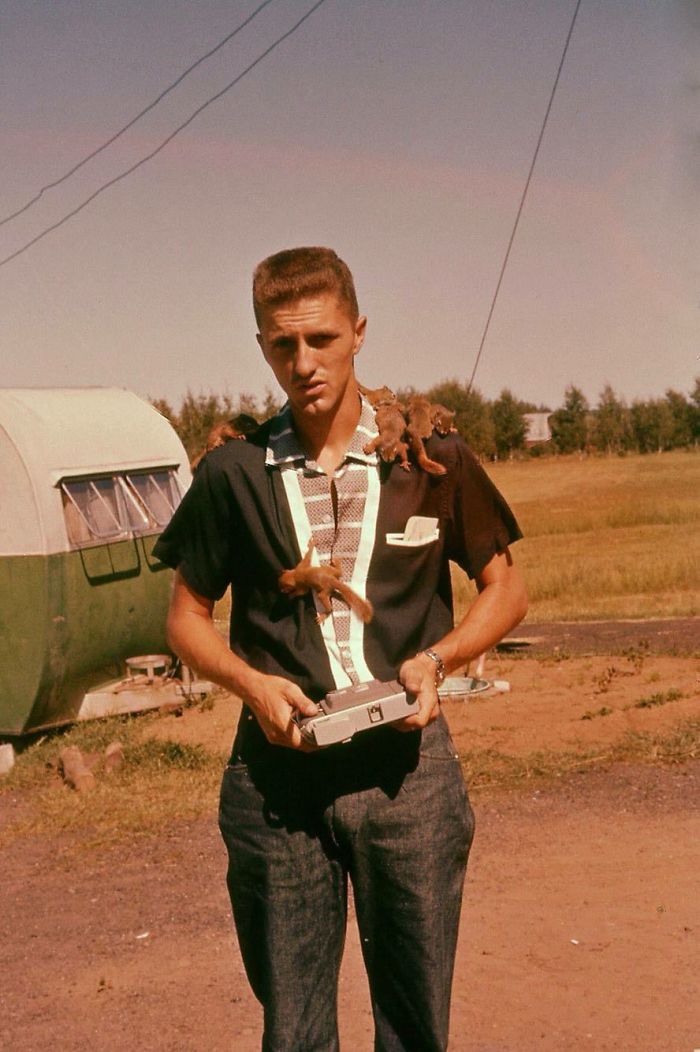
left=293, top=340, right=316, bottom=378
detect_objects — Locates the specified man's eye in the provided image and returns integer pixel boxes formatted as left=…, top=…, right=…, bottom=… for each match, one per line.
left=308, top=334, right=335, bottom=349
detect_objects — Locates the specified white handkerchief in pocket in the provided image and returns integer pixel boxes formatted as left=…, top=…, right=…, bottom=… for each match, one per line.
left=386, top=516, right=440, bottom=548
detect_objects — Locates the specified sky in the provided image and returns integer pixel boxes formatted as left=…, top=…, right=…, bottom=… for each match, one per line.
left=1, top=0, right=698, bottom=413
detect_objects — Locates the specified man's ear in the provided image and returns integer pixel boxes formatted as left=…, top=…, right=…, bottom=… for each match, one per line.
left=353, top=315, right=367, bottom=356
left=256, top=332, right=263, bottom=350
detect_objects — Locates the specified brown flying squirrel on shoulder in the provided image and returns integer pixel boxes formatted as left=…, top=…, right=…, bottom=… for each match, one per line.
left=358, top=383, right=448, bottom=475
left=362, top=405, right=412, bottom=471
left=358, top=383, right=411, bottom=470
left=278, top=539, right=374, bottom=624
left=430, top=403, right=457, bottom=436
left=190, top=413, right=259, bottom=470
left=405, top=396, right=447, bottom=476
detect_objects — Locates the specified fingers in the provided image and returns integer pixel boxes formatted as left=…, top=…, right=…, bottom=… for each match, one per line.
left=263, top=713, right=317, bottom=752
left=282, top=712, right=317, bottom=753
left=246, top=676, right=319, bottom=751
left=284, top=683, right=320, bottom=718
left=397, top=656, right=441, bottom=730
left=398, top=656, right=431, bottom=696
left=394, top=691, right=440, bottom=731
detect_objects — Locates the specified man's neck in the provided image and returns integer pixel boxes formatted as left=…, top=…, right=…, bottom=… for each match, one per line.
left=291, top=383, right=361, bottom=476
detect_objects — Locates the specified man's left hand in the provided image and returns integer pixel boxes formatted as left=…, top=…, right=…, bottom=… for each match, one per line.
left=395, top=653, right=441, bottom=731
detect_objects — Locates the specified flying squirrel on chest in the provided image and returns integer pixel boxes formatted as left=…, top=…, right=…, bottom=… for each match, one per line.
left=278, top=539, right=374, bottom=624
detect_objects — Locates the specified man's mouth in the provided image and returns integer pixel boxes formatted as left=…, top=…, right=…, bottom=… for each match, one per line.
left=296, top=380, right=325, bottom=396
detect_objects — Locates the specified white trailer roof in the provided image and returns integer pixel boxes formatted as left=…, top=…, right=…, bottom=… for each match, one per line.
left=0, top=387, right=190, bottom=555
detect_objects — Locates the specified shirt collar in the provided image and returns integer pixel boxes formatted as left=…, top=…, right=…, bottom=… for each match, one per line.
left=265, top=396, right=378, bottom=468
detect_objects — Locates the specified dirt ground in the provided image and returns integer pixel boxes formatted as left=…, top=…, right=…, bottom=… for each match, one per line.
left=1, top=619, right=698, bottom=1051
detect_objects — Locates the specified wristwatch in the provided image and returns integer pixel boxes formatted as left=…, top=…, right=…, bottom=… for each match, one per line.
left=422, top=648, right=446, bottom=686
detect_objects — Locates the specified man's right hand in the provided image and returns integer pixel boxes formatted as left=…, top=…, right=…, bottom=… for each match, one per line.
left=165, top=572, right=320, bottom=752
left=243, top=673, right=320, bottom=751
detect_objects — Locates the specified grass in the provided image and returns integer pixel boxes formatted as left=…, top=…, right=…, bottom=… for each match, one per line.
left=461, top=717, right=700, bottom=791
left=3, top=449, right=699, bottom=847
left=452, top=449, right=700, bottom=622
left=580, top=706, right=613, bottom=721
left=3, top=709, right=699, bottom=848
left=627, top=688, right=683, bottom=710
left=580, top=687, right=684, bottom=719
left=0, top=713, right=221, bottom=848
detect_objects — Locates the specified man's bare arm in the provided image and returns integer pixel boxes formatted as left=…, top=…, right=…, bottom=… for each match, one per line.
left=166, top=570, right=318, bottom=749
left=398, top=548, right=528, bottom=729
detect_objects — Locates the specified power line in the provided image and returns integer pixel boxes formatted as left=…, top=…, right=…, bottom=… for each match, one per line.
left=0, top=0, right=278, bottom=227
left=466, top=0, right=583, bottom=393
left=0, top=0, right=329, bottom=270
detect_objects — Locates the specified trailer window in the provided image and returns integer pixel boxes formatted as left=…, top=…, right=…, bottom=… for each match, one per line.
left=61, top=478, right=126, bottom=543
left=124, top=470, right=180, bottom=530
left=60, top=468, right=182, bottom=546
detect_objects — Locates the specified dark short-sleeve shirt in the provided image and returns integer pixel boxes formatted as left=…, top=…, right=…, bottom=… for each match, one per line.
left=154, top=406, right=522, bottom=704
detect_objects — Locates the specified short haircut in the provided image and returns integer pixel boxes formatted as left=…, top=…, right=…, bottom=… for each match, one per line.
left=252, top=246, right=359, bottom=325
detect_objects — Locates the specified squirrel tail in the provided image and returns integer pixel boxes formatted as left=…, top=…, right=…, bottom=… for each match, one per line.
left=335, top=582, right=374, bottom=623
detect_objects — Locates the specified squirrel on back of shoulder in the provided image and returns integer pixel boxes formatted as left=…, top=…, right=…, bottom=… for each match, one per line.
left=190, top=413, right=259, bottom=470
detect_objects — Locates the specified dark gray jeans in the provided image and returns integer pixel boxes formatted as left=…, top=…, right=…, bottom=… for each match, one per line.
left=219, top=712, right=474, bottom=1052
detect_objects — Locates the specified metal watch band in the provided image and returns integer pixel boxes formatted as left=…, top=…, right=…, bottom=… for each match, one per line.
left=422, top=648, right=446, bottom=685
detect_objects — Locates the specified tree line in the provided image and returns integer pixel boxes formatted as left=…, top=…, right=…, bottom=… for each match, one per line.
left=153, top=376, right=700, bottom=463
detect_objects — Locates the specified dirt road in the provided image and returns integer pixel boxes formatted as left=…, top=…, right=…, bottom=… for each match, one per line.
left=2, top=620, right=698, bottom=1050
left=2, top=759, right=698, bottom=1052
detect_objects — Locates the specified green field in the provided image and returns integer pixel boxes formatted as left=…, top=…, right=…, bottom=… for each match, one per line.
left=3, top=449, right=698, bottom=843
left=453, top=449, right=700, bottom=622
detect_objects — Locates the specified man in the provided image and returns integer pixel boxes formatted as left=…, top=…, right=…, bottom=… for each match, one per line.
left=154, top=246, right=527, bottom=1051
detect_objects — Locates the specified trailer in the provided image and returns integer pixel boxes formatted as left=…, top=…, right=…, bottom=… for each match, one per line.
left=0, top=387, right=191, bottom=735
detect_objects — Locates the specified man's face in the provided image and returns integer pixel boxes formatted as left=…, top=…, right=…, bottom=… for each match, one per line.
left=256, top=294, right=366, bottom=419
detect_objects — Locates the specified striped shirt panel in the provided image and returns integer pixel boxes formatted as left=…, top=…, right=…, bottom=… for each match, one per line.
left=266, top=398, right=379, bottom=686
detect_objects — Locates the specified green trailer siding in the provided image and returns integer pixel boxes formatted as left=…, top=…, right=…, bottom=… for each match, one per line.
left=0, top=537, right=174, bottom=735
